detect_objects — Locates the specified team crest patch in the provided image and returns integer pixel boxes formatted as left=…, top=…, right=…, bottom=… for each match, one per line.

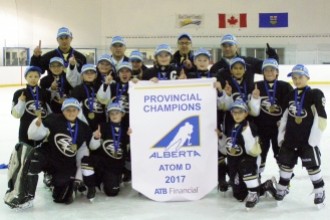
left=260, top=97, right=282, bottom=116
left=288, top=101, right=307, bottom=118
left=54, top=133, right=77, bottom=157
left=153, top=116, right=200, bottom=151
left=25, top=100, right=47, bottom=118
left=102, top=140, right=123, bottom=159
left=84, top=99, right=104, bottom=113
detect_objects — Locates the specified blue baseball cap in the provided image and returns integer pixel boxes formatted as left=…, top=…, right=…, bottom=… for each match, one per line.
left=49, top=57, right=64, bottom=66
left=111, top=36, right=126, bottom=46
left=61, top=98, right=81, bottom=111
left=129, top=50, right=143, bottom=62
left=262, top=58, right=279, bottom=71
left=107, top=102, right=124, bottom=113
left=178, top=33, right=192, bottom=41
left=230, top=57, right=246, bottom=70
left=230, top=100, right=249, bottom=112
left=221, top=34, right=238, bottom=45
left=154, top=44, right=173, bottom=56
left=97, top=54, right=113, bottom=64
left=24, top=66, right=42, bottom=78
left=81, top=64, right=97, bottom=74
left=194, top=48, right=211, bottom=60
left=117, top=61, right=132, bottom=72
left=287, top=64, right=310, bottom=78
left=57, top=27, right=72, bottom=38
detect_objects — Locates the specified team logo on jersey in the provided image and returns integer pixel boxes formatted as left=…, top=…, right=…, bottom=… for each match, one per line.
left=225, top=138, right=243, bottom=156
left=83, top=99, right=104, bottom=114
left=260, top=97, right=282, bottom=116
left=54, top=133, right=77, bottom=157
left=25, top=100, right=47, bottom=118
left=102, top=140, right=123, bottom=159
left=111, top=96, right=129, bottom=113
left=288, top=101, right=308, bottom=118
left=153, top=116, right=200, bottom=151
left=232, top=93, right=247, bottom=103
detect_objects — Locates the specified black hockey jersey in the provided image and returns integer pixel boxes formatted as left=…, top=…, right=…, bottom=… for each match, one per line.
left=40, top=73, right=73, bottom=113
left=142, top=64, right=180, bottom=80
left=254, top=80, right=293, bottom=128
left=281, top=87, right=327, bottom=146
left=41, top=114, right=92, bottom=165
left=90, top=122, right=129, bottom=173
left=12, top=85, right=51, bottom=145
left=71, top=82, right=106, bottom=131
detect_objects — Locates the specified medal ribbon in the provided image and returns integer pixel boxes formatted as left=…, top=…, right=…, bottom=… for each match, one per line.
left=57, top=75, right=64, bottom=98
left=83, top=84, right=95, bottom=113
left=56, top=48, right=75, bottom=68
left=231, top=78, right=247, bottom=102
left=115, top=83, right=128, bottom=103
left=67, top=120, right=78, bottom=145
left=230, top=124, right=242, bottom=148
left=28, top=86, right=40, bottom=110
left=111, top=124, right=122, bottom=153
left=264, top=80, right=277, bottom=105
left=197, top=71, right=211, bottom=78
left=158, top=72, right=168, bottom=80
left=294, top=87, right=310, bottom=116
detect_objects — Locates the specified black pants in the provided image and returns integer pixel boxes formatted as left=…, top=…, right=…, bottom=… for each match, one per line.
left=27, top=148, right=76, bottom=203
left=82, top=155, right=123, bottom=197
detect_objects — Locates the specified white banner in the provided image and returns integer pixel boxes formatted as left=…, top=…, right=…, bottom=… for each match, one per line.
left=129, top=79, right=218, bottom=202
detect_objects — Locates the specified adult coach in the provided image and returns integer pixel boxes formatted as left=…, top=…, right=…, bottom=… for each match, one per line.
left=30, top=27, right=86, bottom=75
left=210, top=34, right=278, bottom=79
left=171, top=33, right=196, bottom=74
left=110, top=36, right=130, bottom=69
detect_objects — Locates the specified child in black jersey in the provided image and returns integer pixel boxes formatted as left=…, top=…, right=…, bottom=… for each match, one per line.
left=11, top=66, right=51, bottom=147
left=6, top=98, right=92, bottom=209
left=40, top=57, right=72, bottom=113
left=254, top=59, right=293, bottom=174
left=142, top=44, right=181, bottom=81
left=275, top=64, right=327, bottom=207
left=82, top=102, right=129, bottom=200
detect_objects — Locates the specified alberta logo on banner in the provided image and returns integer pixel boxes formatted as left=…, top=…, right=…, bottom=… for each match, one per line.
left=259, top=13, right=288, bottom=28
left=129, top=79, right=218, bottom=201
left=218, top=13, right=247, bottom=28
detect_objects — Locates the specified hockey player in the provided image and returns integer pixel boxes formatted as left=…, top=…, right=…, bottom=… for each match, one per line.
left=5, top=98, right=92, bottom=209
left=142, top=44, right=182, bottom=81
left=30, top=27, right=86, bottom=75
left=219, top=100, right=276, bottom=209
left=97, top=61, right=132, bottom=182
left=186, top=48, right=216, bottom=79
left=66, top=54, right=116, bottom=88
left=40, top=57, right=72, bottom=113
left=129, top=50, right=149, bottom=80
left=217, top=57, right=261, bottom=191
left=276, top=64, right=327, bottom=208
left=11, top=66, right=51, bottom=147
left=82, top=102, right=129, bottom=200
left=254, top=59, right=293, bottom=174
left=71, top=64, right=106, bottom=131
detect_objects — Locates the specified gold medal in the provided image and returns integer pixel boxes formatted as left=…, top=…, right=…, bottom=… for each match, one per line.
left=35, top=109, right=42, bottom=117
left=269, top=105, right=277, bottom=113
left=295, top=117, right=302, bottom=124
left=88, top=112, right=95, bottom=119
left=71, top=144, right=77, bottom=152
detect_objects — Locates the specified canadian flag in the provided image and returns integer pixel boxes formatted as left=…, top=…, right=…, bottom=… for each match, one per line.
left=218, top=14, right=247, bottom=28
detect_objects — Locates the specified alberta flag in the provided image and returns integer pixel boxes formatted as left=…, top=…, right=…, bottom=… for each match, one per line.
left=259, top=13, right=288, bottom=28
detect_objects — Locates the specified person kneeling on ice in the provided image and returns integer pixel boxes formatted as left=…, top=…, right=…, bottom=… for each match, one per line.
left=81, top=102, right=129, bottom=201
left=276, top=64, right=327, bottom=208
left=218, top=100, right=276, bottom=209
left=5, top=98, right=92, bottom=210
